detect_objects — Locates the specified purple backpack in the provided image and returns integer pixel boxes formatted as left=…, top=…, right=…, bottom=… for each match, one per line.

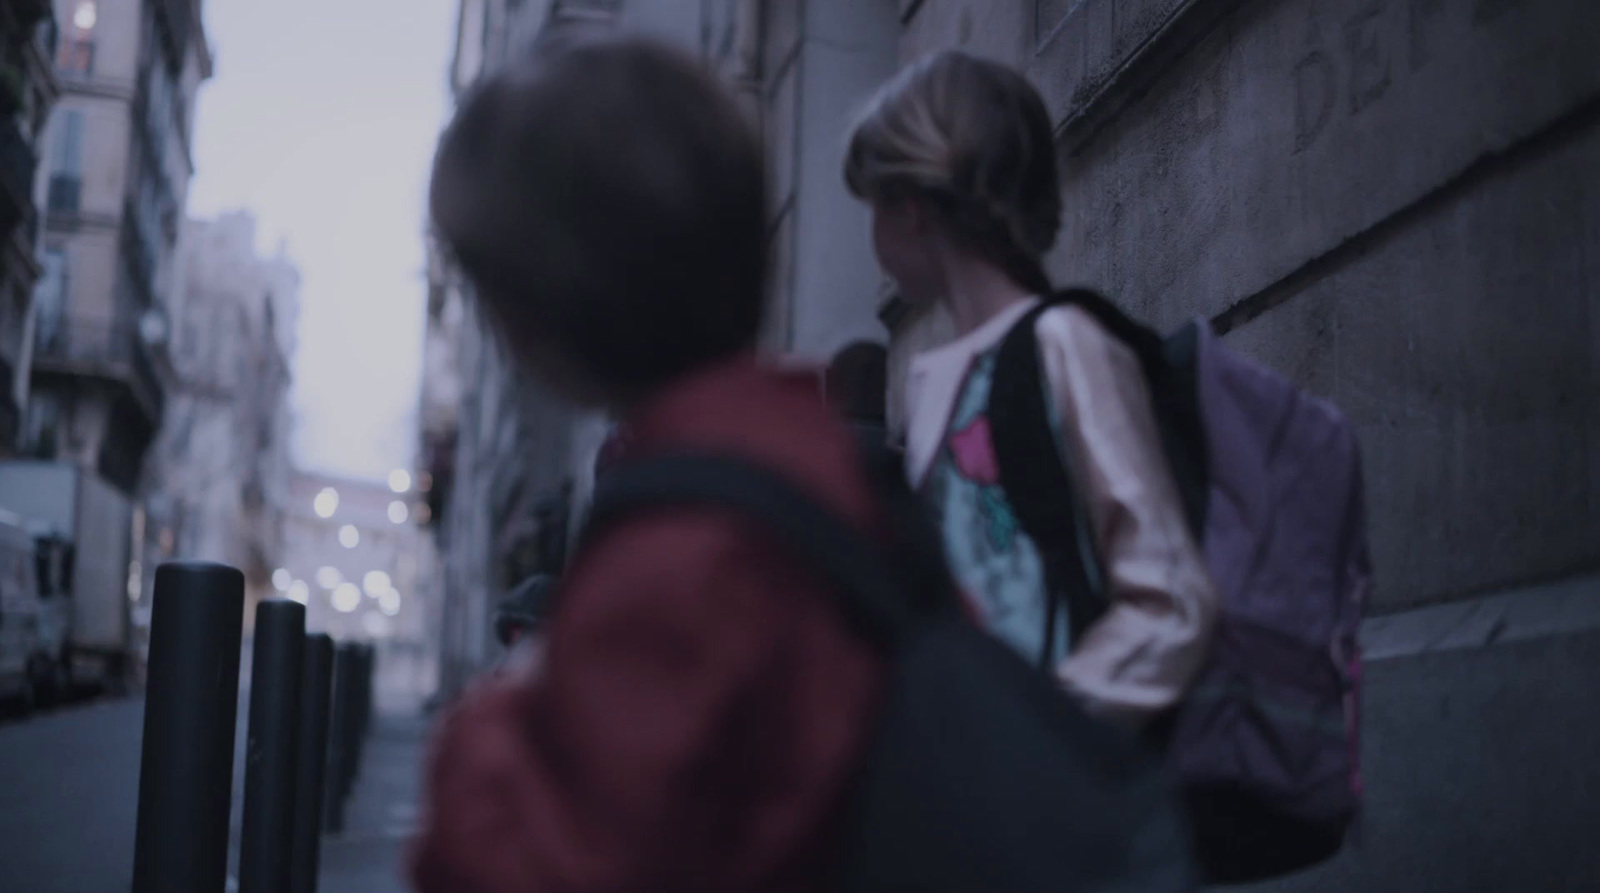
left=987, top=289, right=1371, bottom=885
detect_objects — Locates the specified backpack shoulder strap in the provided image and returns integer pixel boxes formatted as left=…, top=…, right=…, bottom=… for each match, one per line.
left=1046, top=290, right=1208, bottom=537
left=583, top=452, right=922, bottom=650
left=987, top=291, right=1212, bottom=666
left=987, top=293, right=1109, bottom=667
left=1059, top=293, right=1208, bottom=537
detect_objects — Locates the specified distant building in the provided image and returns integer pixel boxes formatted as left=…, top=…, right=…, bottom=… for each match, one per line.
left=22, top=0, right=211, bottom=496
left=139, top=210, right=298, bottom=624
left=0, top=0, right=60, bottom=453
left=280, top=470, right=436, bottom=712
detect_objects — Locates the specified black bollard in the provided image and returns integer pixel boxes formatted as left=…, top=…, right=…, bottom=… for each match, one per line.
left=338, top=645, right=357, bottom=800
left=324, top=641, right=358, bottom=835
left=239, top=599, right=307, bottom=893
left=342, top=644, right=372, bottom=796
left=290, top=633, right=335, bottom=893
left=132, top=562, right=246, bottom=893
left=356, top=643, right=375, bottom=745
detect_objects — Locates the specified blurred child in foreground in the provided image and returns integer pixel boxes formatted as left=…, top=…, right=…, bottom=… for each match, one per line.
left=410, top=34, right=895, bottom=893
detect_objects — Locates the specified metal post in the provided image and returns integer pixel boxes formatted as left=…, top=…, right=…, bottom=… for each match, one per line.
left=131, top=562, right=245, bottom=893
left=239, top=599, right=307, bottom=893
left=323, top=641, right=357, bottom=835
left=340, top=644, right=359, bottom=800
left=343, top=644, right=371, bottom=796
left=290, top=633, right=335, bottom=893
left=356, top=643, right=375, bottom=749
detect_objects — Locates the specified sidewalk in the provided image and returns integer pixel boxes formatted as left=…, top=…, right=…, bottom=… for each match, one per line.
left=318, top=712, right=430, bottom=893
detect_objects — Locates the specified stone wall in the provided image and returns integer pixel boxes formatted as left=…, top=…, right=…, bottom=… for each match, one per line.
left=421, top=4, right=1600, bottom=881
left=755, top=0, right=899, bottom=358
left=886, top=1, right=1600, bottom=889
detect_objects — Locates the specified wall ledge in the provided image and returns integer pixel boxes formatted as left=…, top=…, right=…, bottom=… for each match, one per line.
left=1364, top=570, right=1600, bottom=662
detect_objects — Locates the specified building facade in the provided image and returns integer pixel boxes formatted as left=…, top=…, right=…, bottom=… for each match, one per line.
left=22, top=0, right=209, bottom=496
left=421, top=0, right=902, bottom=703
left=138, top=210, right=298, bottom=626
left=874, top=4, right=1600, bottom=890
left=421, top=5, right=1600, bottom=888
left=0, top=0, right=59, bottom=454
left=419, top=0, right=608, bottom=702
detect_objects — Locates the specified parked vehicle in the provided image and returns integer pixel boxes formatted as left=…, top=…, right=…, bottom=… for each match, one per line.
left=0, top=462, right=135, bottom=695
left=0, top=510, right=66, bottom=712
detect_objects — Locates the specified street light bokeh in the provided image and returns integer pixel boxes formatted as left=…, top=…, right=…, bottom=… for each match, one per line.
left=314, top=487, right=339, bottom=519
left=388, top=500, right=409, bottom=525
left=72, top=1, right=97, bottom=31
left=389, top=469, right=412, bottom=494
left=339, top=525, right=360, bottom=549
left=333, top=583, right=362, bottom=613
left=363, top=570, right=392, bottom=597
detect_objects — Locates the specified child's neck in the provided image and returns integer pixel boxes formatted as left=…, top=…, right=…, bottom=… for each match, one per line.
left=938, top=257, right=1038, bottom=336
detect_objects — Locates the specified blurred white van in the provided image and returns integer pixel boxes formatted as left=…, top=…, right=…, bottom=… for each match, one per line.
left=0, top=510, right=67, bottom=712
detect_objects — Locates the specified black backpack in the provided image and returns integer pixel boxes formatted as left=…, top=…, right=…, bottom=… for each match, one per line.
left=585, top=444, right=1197, bottom=893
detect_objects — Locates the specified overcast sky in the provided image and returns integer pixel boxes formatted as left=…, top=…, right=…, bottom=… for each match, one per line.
left=186, top=0, right=456, bottom=484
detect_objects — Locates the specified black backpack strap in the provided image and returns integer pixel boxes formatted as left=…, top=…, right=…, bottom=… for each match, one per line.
left=988, top=294, right=1107, bottom=668
left=1038, top=290, right=1208, bottom=537
left=583, top=452, right=947, bottom=651
left=987, top=289, right=1211, bottom=670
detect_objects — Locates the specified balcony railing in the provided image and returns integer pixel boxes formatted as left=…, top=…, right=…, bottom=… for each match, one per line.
left=152, top=0, right=193, bottom=72
left=32, top=319, right=165, bottom=424
left=3, top=0, right=51, bottom=34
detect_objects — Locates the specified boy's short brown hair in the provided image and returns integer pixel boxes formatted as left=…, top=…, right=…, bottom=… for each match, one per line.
left=430, top=35, right=767, bottom=400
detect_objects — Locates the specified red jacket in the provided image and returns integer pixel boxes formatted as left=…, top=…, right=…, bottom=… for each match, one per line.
left=410, top=358, right=887, bottom=893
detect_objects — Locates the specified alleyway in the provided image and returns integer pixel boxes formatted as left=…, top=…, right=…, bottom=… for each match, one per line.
left=0, top=693, right=428, bottom=893
left=0, top=698, right=144, bottom=892
left=318, top=714, right=428, bottom=893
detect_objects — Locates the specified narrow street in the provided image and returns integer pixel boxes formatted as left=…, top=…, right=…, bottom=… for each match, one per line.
left=0, top=698, right=145, bottom=892
left=0, top=691, right=427, bottom=893
left=317, top=714, right=428, bottom=893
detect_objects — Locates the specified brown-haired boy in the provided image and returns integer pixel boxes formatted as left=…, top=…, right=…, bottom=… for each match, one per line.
left=411, top=34, right=888, bottom=893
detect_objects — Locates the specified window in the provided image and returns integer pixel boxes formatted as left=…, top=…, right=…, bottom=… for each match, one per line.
left=33, top=248, right=67, bottom=350
left=47, top=110, right=84, bottom=213
left=141, top=57, right=172, bottom=168
left=56, top=2, right=97, bottom=76
left=134, top=57, right=179, bottom=248
left=23, top=391, right=61, bottom=459
left=133, top=173, right=165, bottom=282
left=34, top=547, right=53, bottom=599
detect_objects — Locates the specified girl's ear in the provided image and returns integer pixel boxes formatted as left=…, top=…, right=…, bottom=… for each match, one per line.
left=908, top=195, right=944, bottom=240
left=905, top=196, right=930, bottom=235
